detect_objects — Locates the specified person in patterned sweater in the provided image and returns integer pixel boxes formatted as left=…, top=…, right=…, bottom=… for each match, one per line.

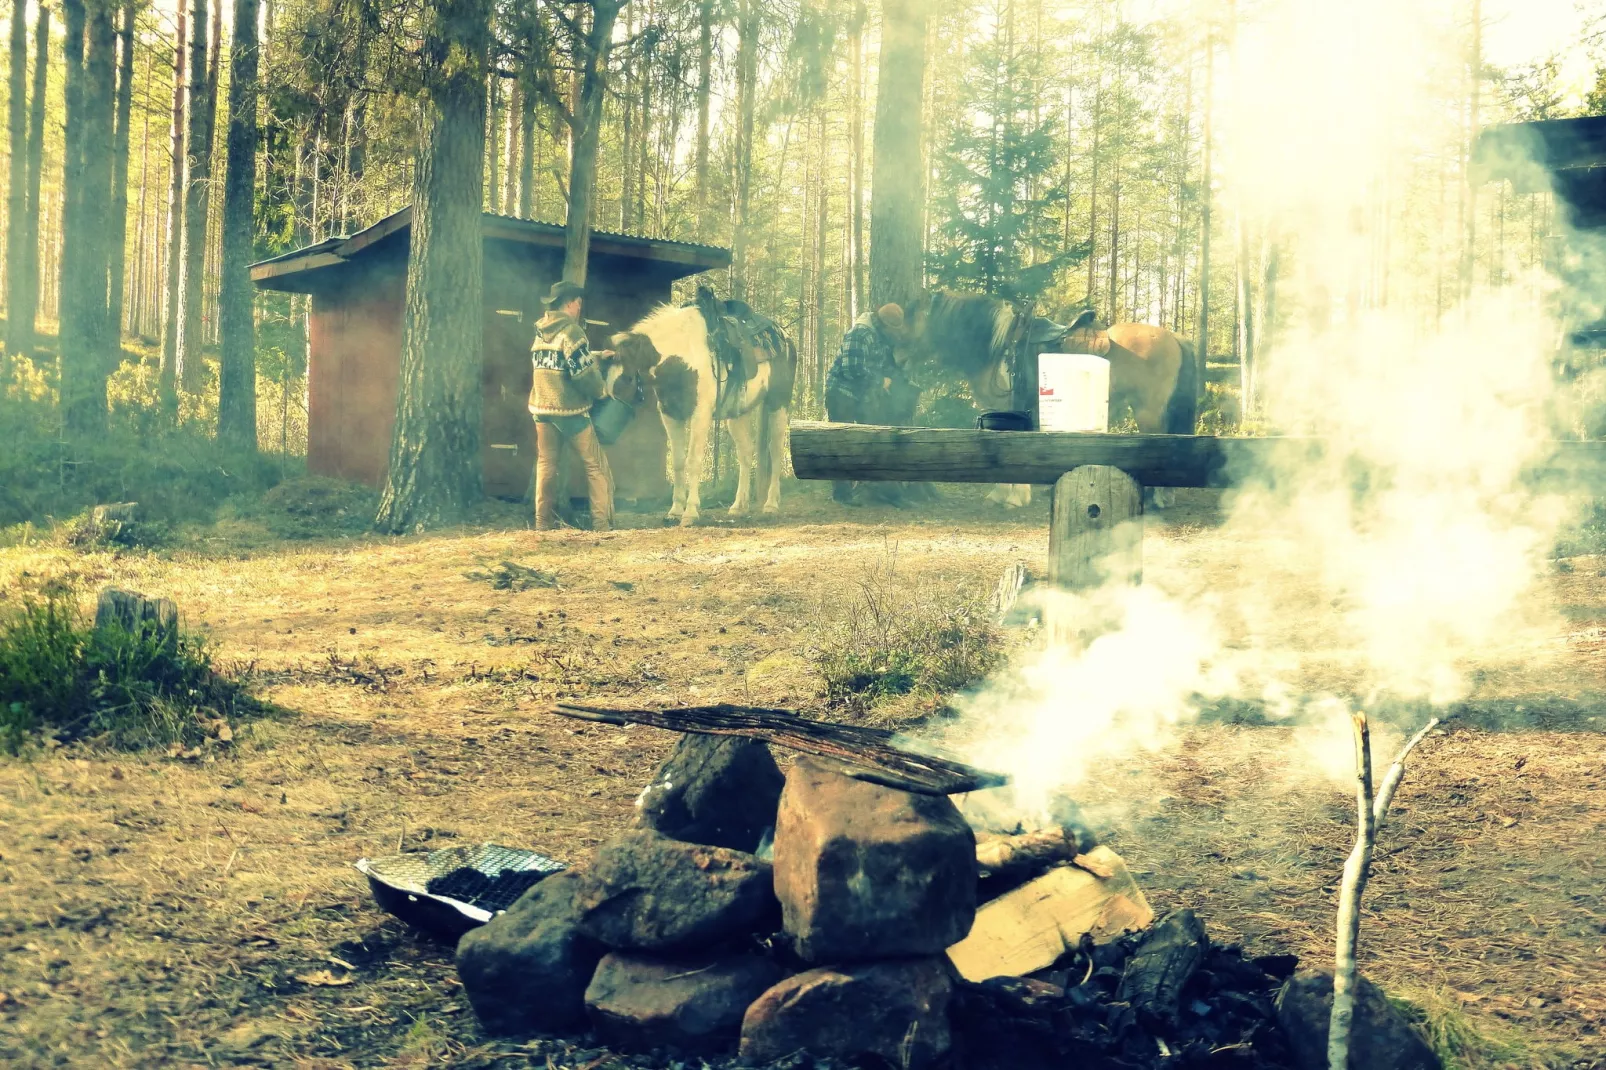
left=528, top=281, right=613, bottom=532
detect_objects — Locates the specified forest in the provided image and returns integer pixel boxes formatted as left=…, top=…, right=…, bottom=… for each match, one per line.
left=1, top=0, right=1601, bottom=507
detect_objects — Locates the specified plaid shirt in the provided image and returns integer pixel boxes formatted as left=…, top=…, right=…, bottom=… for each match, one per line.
left=826, top=322, right=899, bottom=397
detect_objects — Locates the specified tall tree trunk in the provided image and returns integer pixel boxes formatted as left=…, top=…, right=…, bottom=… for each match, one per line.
left=869, top=0, right=929, bottom=309
left=636, top=30, right=651, bottom=234
left=1197, top=28, right=1213, bottom=363
left=13, top=3, right=49, bottom=356
left=5, top=0, right=27, bottom=357
left=694, top=0, right=712, bottom=240
left=517, top=83, right=535, bottom=218
left=106, top=0, right=135, bottom=356
left=218, top=0, right=261, bottom=449
left=61, top=0, right=116, bottom=432
left=504, top=80, right=521, bottom=214
left=160, top=1, right=187, bottom=409
left=1460, top=0, right=1480, bottom=300
left=375, top=0, right=492, bottom=532
left=560, top=0, right=622, bottom=284
left=849, top=0, right=866, bottom=319
left=177, top=0, right=213, bottom=391
left=729, top=0, right=758, bottom=300
left=487, top=72, right=501, bottom=211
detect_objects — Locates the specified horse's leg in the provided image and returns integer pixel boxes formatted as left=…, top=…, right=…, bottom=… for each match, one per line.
left=727, top=409, right=758, bottom=517
left=680, top=407, right=714, bottom=526
left=664, top=415, right=689, bottom=521
left=761, top=406, right=787, bottom=514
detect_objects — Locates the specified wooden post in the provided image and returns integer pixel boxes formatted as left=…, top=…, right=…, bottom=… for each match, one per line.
left=1049, top=465, right=1142, bottom=589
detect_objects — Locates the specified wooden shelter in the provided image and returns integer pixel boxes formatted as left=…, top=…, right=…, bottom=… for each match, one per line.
left=251, top=208, right=731, bottom=502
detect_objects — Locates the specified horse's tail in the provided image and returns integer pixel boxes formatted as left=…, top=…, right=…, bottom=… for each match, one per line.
left=755, top=324, right=797, bottom=492
left=1162, top=336, right=1201, bottom=435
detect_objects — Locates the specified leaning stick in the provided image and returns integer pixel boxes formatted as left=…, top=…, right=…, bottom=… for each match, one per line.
left=1329, top=713, right=1376, bottom=1070
left=550, top=702, right=1009, bottom=796
left=1329, top=715, right=1441, bottom=1070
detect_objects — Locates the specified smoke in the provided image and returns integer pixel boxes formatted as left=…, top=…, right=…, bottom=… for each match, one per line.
left=930, top=0, right=1594, bottom=828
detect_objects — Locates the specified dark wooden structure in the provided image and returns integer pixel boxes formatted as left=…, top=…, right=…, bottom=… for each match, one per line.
left=251, top=208, right=730, bottom=500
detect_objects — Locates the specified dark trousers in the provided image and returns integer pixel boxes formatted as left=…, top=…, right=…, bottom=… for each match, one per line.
left=827, top=382, right=920, bottom=505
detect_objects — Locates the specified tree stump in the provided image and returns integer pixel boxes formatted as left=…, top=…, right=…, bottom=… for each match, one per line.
left=94, top=588, right=179, bottom=653
left=1047, top=465, right=1142, bottom=590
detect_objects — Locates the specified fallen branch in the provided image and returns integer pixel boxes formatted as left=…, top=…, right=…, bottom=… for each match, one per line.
left=1329, top=715, right=1441, bottom=1070
left=550, top=702, right=1008, bottom=796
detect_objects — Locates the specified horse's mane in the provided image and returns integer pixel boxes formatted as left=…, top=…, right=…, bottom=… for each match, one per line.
left=916, top=292, right=1017, bottom=378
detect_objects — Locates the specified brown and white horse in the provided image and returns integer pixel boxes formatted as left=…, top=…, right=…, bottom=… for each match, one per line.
left=611, top=295, right=797, bottom=526
left=900, top=292, right=1201, bottom=506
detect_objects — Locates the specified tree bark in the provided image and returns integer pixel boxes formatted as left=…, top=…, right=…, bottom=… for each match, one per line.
left=61, top=0, right=118, bottom=432
left=694, top=0, right=712, bottom=240
left=160, top=1, right=187, bottom=410
left=1197, top=29, right=1213, bottom=363
left=729, top=0, right=758, bottom=299
left=849, top=0, right=866, bottom=319
left=12, top=3, right=49, bottom=356
left=869, top=0, right=929, bottom=309
left=374, top=0, right=491, bottom=533
left=106, top=0, right=136, bottom=357
left=560, top=0, right=622, bottom=284
left=5, top=0, right=27, bottom=357
left=517, top=81, right=535, bottom=218
left=218, top=0, right=261, bottom=450
left=177, top=0, right=216, bottom=391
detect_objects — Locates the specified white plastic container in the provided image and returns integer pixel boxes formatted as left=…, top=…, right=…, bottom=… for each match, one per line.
left=1037, top=352, right=1110, bottom=432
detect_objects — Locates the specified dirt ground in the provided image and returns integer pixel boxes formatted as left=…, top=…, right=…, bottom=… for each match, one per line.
left=1, top=481, right=1602, bottom=1069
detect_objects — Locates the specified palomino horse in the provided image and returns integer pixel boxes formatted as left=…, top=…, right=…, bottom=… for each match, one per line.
left=900, top=292, right=1201, bottom=506
left=611, top=289, right=797, bottom=526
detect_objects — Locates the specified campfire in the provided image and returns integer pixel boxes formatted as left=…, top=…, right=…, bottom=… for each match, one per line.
left=451, top=725, right=1440, bottom=1069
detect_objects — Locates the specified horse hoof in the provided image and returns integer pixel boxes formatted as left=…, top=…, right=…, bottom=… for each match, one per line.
left=679, top=514, right=699, bottom=528
left=760, top=502, right=780, bottom=516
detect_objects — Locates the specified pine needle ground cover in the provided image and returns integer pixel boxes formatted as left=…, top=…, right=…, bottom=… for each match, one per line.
left=0, top=488, right=1600, bottom=1068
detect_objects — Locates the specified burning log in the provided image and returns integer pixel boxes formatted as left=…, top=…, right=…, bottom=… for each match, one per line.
left=551, top=702, right=1008, bottom=796
left=946, top=846, right=1153, bottom=982
left=974, top=827, right=1083, bottom=882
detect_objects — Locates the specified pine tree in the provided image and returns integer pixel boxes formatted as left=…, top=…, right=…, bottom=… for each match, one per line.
left=928, top=0, right=1077, bottom=302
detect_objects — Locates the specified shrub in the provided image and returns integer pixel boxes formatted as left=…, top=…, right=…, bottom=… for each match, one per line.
left=808, top=564, right=1002, bottom=709
left=0, top=592, right=254, bottom=753
left=0, top=352, right=289, bottom=530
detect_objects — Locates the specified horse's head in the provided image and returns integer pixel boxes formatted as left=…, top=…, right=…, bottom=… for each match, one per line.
left=611, top=331, right=663, bottom=377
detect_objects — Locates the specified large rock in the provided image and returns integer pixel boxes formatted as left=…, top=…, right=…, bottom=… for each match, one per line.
left=455, top=870, right=603, bottom=1035
left=632, top=734, right=784, bottom=853
left=1275, top=969, right=1441, bottom=1070
left=773, top=756, right=976, bottom=962
left=573, top=828, right=778, bottom=951
left=585, top=950, right=785, bottom=1054
left=739, top=958, right=954, bottom=1069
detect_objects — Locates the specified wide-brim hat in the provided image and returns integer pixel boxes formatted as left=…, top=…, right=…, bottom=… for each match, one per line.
left=874, top=303, right=906, bottom=336
left=544, top=280, right=587, bottom=308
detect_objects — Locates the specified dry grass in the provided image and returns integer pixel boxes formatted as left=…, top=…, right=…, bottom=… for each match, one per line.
left=0, top=482, right=1601, bottom=1068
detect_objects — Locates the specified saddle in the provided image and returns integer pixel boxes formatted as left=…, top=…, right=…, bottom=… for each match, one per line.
left=1048, top=309, right=1111, bottom=357
left=691, top=285, right=777, bottom=387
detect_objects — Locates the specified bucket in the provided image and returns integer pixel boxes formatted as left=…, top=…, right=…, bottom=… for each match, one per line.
left=1037, top=353, right=1110, bottom=432
left=590, top=396, right=636, bottom=446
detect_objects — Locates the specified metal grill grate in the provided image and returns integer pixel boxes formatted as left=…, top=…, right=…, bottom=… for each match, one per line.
left=356, top=844, right=566, bottom=935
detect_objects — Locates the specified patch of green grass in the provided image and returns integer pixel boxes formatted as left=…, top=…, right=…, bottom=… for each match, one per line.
left=808, top=561, right=1002, bottom=709
left=0, top=591, right=257, bottom=753
left=1392, top=988, right=1548, bottom=1070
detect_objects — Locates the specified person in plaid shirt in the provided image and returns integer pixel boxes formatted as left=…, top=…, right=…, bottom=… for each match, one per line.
left=825, top=303, right=910, bottom=506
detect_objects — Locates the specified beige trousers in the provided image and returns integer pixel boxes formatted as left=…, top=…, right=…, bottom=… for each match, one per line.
left=534, top=418, right=612, bottom=532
